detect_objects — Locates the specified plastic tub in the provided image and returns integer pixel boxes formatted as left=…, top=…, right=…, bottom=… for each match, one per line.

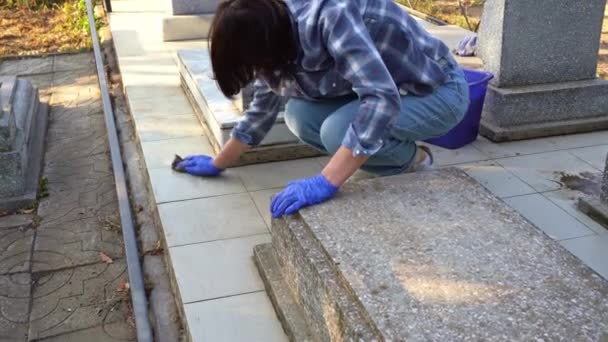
left=424, top=69, right=494, bottom=149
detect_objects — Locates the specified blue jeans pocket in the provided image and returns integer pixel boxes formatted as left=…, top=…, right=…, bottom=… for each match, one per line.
left=390, top=66, right=470, bottom=143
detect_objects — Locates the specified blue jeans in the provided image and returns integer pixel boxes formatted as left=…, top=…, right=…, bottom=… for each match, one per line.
left=284, top=58, right=470, bottom=176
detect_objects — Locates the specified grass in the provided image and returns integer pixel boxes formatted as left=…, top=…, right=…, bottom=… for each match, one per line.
left=37, top=177, right=49, bottom=200
left=0, top=0, right=103, bottom=57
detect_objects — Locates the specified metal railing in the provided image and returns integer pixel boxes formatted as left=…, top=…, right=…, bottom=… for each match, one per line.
left=85, top=0, right=152, bottom=340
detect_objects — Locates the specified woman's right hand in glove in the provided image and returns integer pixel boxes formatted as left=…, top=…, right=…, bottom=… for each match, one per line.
left=178, top=155, right=224, bottom=177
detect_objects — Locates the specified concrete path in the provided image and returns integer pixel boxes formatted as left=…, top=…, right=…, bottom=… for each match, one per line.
left=108, top=1, right=608, bottom=340
left=0, top=54, right=135, bottom=341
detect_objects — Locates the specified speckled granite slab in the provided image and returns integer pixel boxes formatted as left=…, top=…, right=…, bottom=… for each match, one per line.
left=260, top=168, right=608, bottom=341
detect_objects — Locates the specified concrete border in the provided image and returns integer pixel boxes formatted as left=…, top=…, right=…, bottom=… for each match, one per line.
left=102, top=27, right=183, bottom=342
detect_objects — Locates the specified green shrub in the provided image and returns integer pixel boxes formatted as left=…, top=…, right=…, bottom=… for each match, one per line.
left=61, top=0, right=101, bottom=35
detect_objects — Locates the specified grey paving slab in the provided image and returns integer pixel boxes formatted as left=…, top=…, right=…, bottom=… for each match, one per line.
left=504, top=194, right=595, bottom=241
left=544, top=189, right=608, bottom=235
left=457, top=160, right=536, bottom=198
left=471, top=136, right=561, bottom=159
left=158, top=193, right=268, bottom=247
left=51, top=70, right=101, bottom=103
left=0, top=273, right=31, bottom=342
left=140, top=136, right=214, bottom=170
left=569, top=145, right=608, bottom=171
left=125, top=85, right=184, bottom=100
left=34, top=95, right=123, bottom=272
left=420, top=142, right=489, bottom=166
left=148, top=168, right=245, bottom=203
left=133, top=114, right=204, bottom=142
left=234, top=158, right=323, bottom=192
left=170, top=234, right=270, bottom=303
left=0, top=214, right=33, bottom=231
left=184, top=292, right=287, bottom=342
left=497, top=150, right=599, bottom=192
left=0, top=57, right=54, bottom=76
left=33, top=221, right=125, bottom=273
left=37, top=321, right=135, bottom=342
left=28, top=261, right=130, bottom=340
left=52, top=54, right=95, bottom=73
left=127, top=94, right=194, bottom=118
left=561, top=234, right=608, bottom=280
left=250, top=188, right=281, bottom=229
left=0, top=227, right=34, bottom=275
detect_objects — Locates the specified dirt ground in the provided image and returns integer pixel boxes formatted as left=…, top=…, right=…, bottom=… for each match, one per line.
left=0, top=6, right=91, bottom=57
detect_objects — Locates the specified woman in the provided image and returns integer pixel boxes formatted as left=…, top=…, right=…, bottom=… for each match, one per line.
left=177, top=0, right=470, bottom=218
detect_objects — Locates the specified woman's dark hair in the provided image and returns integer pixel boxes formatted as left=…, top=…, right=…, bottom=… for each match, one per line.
left=209, top=0, right=297, bottom=97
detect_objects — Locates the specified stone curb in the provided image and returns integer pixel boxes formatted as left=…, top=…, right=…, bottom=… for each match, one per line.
left=101, top=27, right=183, bottom=342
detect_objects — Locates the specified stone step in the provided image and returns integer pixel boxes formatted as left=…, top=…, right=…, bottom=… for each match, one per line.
left=255, top=168, right=608, bottom=341
left=177, top=49, right=322, bottom=165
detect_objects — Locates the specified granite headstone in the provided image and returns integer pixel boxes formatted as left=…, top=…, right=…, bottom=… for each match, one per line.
left=255, top=169, right=608, bottom=340
left=171, top=0, right=221, bottom=16
left=478, top=0, right=608, bottom=142
left=0, top=76, right=48, bottom=211
left=163, top=0, right=224, bottom=41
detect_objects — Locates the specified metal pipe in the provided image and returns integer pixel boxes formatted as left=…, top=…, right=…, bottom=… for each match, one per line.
left=85, top=1, right=153, bottom=340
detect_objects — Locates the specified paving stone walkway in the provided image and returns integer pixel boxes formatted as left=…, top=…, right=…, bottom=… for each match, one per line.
left=0, top=54, right=135, bottom=341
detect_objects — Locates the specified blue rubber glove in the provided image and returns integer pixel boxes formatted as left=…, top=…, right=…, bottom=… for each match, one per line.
left=177, top=155, right=224, bottom=177
left=271, top=174, right=339, bottom=218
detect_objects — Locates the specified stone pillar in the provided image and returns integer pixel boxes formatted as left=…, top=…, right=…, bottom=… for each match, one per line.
left=162, top=0, right=224, bottom=41
left=478, top=0, right=608, bottom=142
left=0, top=77, right=48, bottom=212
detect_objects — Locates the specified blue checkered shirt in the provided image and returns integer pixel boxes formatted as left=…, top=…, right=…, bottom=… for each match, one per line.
left=231, top=0, right=451, bottom=156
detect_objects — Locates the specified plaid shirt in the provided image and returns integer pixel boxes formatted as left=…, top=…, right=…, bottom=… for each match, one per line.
left=231, top=0, right=451, bottom=156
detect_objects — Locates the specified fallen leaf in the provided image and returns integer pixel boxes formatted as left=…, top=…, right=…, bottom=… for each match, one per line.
left=20, top=208, right=35, bottom=214
left=116, top=280, right=130, bottom=292
left=151, top=240, right=164, bottom=256
left=100, top=252, right=113, bottom=264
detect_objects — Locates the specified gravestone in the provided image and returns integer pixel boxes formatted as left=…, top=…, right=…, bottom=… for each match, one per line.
left=0, top=77, right=48, bottom=212
left=255, top=169, right=608, bottom=340
left=478, top=0, right=608, bottom=141
left=578, top=153, right=608, bottom=227
left=162, top=0, right=223, bottom=41
left=177, top=49, right=320, bottom=166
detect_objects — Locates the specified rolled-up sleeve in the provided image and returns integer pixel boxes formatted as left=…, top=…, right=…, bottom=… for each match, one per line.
left=231, top=79, right=283, bottom=146
left=320, top=1, right=401, bottom=157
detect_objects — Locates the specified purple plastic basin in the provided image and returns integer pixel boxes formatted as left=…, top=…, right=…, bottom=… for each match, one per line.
left=424, top=69, right=494, bottom=150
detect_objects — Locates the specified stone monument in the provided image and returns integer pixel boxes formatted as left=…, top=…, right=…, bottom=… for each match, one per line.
left=579, top=153, right=608, bottom=227
left=162, top=0, right=223, bottom=41
left=0, top=76, right=48, bottom=212
left=177, top=49, right=320, bottom=166
left=478, top=0, right=608, bottom=141
left=255, top=169, right=608, bottom=340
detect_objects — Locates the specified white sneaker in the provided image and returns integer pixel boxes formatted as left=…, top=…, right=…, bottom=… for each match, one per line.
left=407, top=145, right=434, bottom=173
